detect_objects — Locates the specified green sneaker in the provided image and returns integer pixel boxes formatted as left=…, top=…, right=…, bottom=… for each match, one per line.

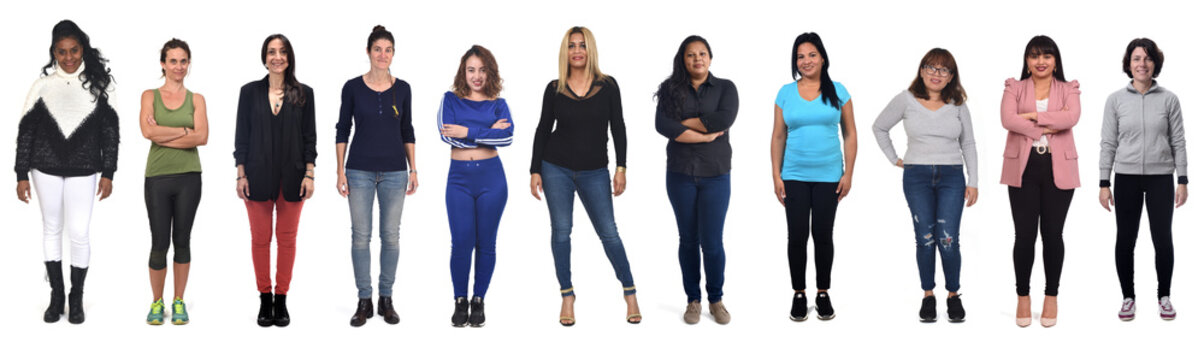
left=172, top=298, right=190, bottom=325
left=147, top=299, right=166, bottom=325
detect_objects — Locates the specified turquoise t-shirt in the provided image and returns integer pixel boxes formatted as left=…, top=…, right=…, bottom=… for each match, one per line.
left=775, top=81, right=850, bottom=182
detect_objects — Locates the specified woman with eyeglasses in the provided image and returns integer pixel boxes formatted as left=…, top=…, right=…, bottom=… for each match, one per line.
left=872, top=48, right=977, bottom=323
left=1000, top=35, right=1081, bottom=328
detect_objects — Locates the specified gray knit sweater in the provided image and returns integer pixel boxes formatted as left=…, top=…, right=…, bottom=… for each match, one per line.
left=872, top=91, right=979, bottom=187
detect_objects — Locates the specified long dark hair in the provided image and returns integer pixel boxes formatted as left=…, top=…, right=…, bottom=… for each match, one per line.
left=42, top=20, right=113, bottom=103
left=908, top=48, right=966, bottom=106
left=791, top=32, right=839, bottom=110
left=261, top=34, right=306, bottom=106
left=655, top=35, right=711, bottom=119
left=1020, top=35, right=1066, bottom=82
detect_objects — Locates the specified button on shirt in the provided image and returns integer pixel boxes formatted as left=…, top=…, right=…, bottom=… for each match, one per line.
left=654, top=73, right=739, bottom=177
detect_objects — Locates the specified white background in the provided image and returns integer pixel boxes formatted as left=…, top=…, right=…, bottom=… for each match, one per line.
left=2, top=0, right=1200, bottom=358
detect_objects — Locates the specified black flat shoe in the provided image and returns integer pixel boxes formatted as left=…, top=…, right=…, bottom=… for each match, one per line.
left=350, top=298, right=373, bottom=327
left=468, top=296, right=486, bottom=327
left=789, top=292, right=808, bottom=321
left=815, top=292, right=835, bottom=321
left=451, top=297, right=469, bottom=327
left=947, top=295, right=966, bottom=323
left=919, top=295, right=937, bottom=323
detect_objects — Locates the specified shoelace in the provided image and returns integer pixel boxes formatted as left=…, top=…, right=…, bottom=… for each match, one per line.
left=174, top=301, right=186, bottom=314
left=151, top=300, right=165, bottom=315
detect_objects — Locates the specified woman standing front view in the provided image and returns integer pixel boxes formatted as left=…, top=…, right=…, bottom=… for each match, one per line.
left=531, top=26, right=641, bottom=326
left=234, top=34, right=317, bottom=327
left=336, top=25, right=416, bottom=328
left=139, top=38, right=208, bottom=326
left=1099, top=38, right=1186, bottom=321
left=771, top=32, right=857, bottom=322
left=872, top=48, right=977, bottom=323
left=654, top=35, right=738, bottom=325
left=16, top=19, right=119, bottom=325
left=439, top=45, right=513, bottom=328
left=1000, top=35, right=1080, bottom=328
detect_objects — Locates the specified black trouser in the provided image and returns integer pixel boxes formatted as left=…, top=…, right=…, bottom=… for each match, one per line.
left=1008, top=150, right=1073, bottom=296
left=1113, top=174, right=1175, bottom=299
left=784, top=181, right=838, bottom=291
left=145, top=172, right=202, bottom=270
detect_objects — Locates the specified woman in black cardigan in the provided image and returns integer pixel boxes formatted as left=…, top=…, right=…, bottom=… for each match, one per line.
left=233, top=34, right=317, bottom=327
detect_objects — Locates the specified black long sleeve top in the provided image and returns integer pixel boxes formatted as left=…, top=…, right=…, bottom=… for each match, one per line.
left=530, top=77, right=626, bottom=174
left=654, top=73, right=739, bottom=177
left=233, top=76, right=317, bottom=202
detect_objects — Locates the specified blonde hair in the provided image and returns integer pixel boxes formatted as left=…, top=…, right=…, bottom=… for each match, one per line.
left=557, top=26, right=608, bottom=94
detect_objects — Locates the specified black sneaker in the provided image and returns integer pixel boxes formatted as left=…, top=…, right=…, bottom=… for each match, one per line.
left=468, top=296, right=486, bottom=327
left=947, top=295, right=966, bottom=323
left=789, top=292, right=808, bottom=321
left=815, top=292, right=835, bottom=320
left=451, top=297, right=469, bottom=327
left=919, top=295, right=937, bottom=323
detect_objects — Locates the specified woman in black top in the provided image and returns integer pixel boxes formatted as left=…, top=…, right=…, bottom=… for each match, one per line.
left=530, top=26, right=641, bottom=326
left=233, top=34, right=317, bottom=327
left=654, top=35, right=738, bottom=325
left=16, top=19, right=118, bottom=325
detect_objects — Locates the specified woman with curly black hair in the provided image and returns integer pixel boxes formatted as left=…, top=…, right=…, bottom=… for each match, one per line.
left=15, top=19, right=119, bottom=325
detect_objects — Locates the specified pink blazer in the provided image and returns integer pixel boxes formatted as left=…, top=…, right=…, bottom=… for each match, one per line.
left=999, top=77, right=1081, bottom=189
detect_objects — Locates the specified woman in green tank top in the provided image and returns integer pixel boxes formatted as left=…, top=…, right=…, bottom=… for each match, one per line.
left=137, top=39, right=209, bottom=326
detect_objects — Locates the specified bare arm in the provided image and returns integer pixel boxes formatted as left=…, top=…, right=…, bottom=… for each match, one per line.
left=155, top=93, right=209, bottom=148
left=836, top=100, right=858, bottom=201
left=771, top=105, right=788, bottom=206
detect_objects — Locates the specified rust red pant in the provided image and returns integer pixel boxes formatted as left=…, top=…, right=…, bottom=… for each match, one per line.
left=246, top=190, right=304, bottom=295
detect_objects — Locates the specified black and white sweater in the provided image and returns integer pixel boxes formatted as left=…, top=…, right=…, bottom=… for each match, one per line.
left=14, top=62, right=119, bottom=181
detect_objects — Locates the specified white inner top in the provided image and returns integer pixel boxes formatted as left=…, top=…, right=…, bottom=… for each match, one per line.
left=1032, top=98, right=1049, bottom=147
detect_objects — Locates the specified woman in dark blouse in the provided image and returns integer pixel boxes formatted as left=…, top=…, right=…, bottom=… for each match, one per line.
left=530, top=26, right=641, bottom=326
left=233, top=34, right=317, bottom=328
left=654, top=35, right=738, bottom=325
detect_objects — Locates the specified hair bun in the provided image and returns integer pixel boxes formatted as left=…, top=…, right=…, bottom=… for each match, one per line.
left=373, top=25, right=387, bottom=33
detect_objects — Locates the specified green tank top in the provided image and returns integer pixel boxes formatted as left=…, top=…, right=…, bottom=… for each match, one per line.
left=145, top=89, right=202, bottom=177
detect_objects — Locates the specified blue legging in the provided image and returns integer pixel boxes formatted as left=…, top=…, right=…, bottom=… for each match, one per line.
left=446, top=157, right=507, bottom=299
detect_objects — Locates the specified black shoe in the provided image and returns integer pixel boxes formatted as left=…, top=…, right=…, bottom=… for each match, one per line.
left=350, top=298, right=373, bottom=327
left=815, top=292, right=835, bottom=320
left=789, top=292, right=808, bottom=321
left=257, top=292, right=274, bottom=327
left=468, top=296, right=486, bottom=327
left=67, top=266, right=87, bottom=324
left=378, top=296, right=400, bottom=325
left=44, top=261, right=65, bottom=323
left=947, top=295, right=966, bottom=323
left=451, top=297, right=469, bottom=327
left=919, top=295, right=937, bottom=323
left=273, top=294, right=290, bottom=327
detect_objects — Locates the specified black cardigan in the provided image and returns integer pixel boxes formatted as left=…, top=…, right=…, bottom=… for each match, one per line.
left=233, top=76, right=317, bottom=202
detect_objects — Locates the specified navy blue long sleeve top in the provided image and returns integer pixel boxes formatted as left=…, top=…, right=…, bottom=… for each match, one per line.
left=335, top=77, right=415, bottom=171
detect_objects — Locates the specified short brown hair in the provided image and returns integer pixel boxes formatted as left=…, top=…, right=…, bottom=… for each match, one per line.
left=452, top=45, right=502, bottom=99
left=159, top=38, right=191, bottom=76
left=909, top=48, right=966, bottom=106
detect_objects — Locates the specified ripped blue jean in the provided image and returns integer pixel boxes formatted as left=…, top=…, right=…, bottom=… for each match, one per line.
left=902, top=165, right=964, bottom=292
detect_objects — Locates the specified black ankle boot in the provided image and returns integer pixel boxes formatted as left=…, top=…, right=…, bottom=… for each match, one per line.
left=468, top=296, right=486, bottom=327
left=378, top=296, right=400, bottom=325
left=273, top=294, right=290, bottom=327
left=350, top=298, right=373, bottom=327
left=451, top=297, right=469, bottom=327
left=67, top=266, right=87, bottom=324
left=44, top=261, right=65, bottom=323
left=257, top=292, right=274, bottom=327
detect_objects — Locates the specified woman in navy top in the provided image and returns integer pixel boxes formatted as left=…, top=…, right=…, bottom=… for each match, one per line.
left=770, top=32, right=858, bottom=322
left=438, top=45, right=513, bottom=327
left=334, top=26, right=417, bottom=327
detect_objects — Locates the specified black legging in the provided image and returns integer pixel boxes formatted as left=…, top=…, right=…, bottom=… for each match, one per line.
left=1009, top=150, right=1073, bottom=297
left=145, top=172, right=202, bottom=270
left=1114, top=174, right=1175, bottom=299
left=784, top=181, right=838, bottom=291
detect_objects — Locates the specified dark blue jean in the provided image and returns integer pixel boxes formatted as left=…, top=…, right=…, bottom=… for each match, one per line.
left=446, top=157, right=507, bottom=299
left=541, top=161, right=636, bottom=297
left=666, top=171, right=730, bottom=303
left=902, top=165, right=965, bottom=292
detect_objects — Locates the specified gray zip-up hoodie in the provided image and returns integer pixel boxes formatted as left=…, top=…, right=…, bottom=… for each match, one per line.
left=1099, top=82, right=1187, bottom=185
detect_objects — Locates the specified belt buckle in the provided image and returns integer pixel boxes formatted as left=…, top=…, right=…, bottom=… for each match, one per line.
left=1035, top=144, right=1048, bottom=155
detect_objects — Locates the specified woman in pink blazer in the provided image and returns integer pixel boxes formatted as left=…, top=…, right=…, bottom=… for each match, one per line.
left=1000, top=35, right=1080, bottom=328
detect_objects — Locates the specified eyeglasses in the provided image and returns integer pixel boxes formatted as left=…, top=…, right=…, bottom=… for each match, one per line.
left=922, top=65, right=952, bottom=77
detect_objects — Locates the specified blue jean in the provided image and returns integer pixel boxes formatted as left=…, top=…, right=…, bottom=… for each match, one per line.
left=902, top=165, right=964, bottom=292
left=446, top=157, right=507, bottom=299
left=541, top=161, right=636, bottom=297
left=666, top=171, right=730, bottom=303
left=346, top=169, right=408, bottom=298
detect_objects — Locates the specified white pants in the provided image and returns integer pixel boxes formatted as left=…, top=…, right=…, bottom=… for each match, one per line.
left=31, top=170, right=97, bottom=268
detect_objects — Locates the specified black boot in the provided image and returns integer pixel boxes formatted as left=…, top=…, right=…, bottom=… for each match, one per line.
left=257, top=292, right=274, bottom=327
left=67, top=266, right=87, bottom=324
left=43, top=261, right=65, bottom=323
left=451, top=297, right=469, bottom=327
left=378, top=296, right=400, bottom=325
left=350, top=298, right=373, bottom=327
left=468, top=296, right=486, bottom=327
left=273, top=294, right=290, bottom=327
